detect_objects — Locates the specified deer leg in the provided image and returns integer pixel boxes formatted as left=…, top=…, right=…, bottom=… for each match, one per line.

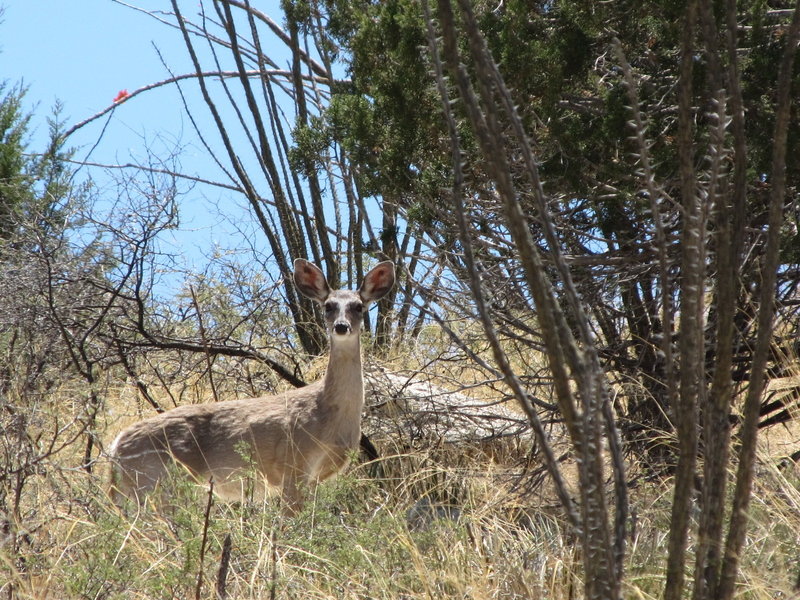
left=280, top=474, right=305, bottom=516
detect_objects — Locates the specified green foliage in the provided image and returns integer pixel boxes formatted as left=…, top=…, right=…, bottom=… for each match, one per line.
left=290, top=0, right=450, bottom=202
left=301, top=0, right=800, bottom=229
left=741, top=23, right=800, bottom=179
left=0, top=82, right=33, bottom=240
left=0, top=83, right=75, bottom=246
left=288, top=0, right=800, bottom=467
left=288, top=114, right=332, bottom=177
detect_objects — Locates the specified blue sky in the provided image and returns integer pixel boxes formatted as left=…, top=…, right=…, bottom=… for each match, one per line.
left=1, top=1, right=190, bottom=155
left=1, top=1, right=293, bottom=285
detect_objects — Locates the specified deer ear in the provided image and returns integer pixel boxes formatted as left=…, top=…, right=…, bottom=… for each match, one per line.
left=359, top=261, right=396, bottom=303
left=294, top=259, right=330, bottom=302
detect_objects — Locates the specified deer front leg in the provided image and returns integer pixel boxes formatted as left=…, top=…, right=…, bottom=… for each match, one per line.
left=280, top=472, right=306, bottom=516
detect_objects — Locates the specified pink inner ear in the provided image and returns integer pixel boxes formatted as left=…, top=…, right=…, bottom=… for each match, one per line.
left=295, top=261, right=330, bottom=301
left=300, top=264, right=318, bottom=283
left=362, top=264, right=394, bottom=300
left=372, top=271, right=389, bottom=288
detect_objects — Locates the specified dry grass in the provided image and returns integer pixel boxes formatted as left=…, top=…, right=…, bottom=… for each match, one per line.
left=2, top=368, right=800, bottom=599
left=2, top=451, right=579, bottom=599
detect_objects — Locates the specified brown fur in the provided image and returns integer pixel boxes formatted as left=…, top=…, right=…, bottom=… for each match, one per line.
left=109, top=259, right=395, bottom=513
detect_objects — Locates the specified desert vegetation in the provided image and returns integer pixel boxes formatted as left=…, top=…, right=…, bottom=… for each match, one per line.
left=2, top=1, right=800, bottom=598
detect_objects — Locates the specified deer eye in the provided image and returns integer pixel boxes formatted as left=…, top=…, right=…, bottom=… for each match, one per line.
left=324, top=302, right=336, bottom=314
left=351, top=303, right=363, bottom=313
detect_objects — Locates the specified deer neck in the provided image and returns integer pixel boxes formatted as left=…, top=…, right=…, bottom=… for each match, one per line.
left=320, top=337, right=364, bottom=413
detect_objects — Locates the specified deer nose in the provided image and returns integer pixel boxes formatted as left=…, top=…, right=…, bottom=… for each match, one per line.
left=334, top=322, right=351, bottom=335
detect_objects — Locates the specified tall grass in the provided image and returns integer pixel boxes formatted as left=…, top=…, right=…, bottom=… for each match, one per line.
left=2, top=377, right=800, bottom=599
left=3, top=453, right=578, bottom=599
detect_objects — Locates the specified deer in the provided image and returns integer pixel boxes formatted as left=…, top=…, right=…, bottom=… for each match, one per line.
left=108, top=258, right=395, bottom=514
